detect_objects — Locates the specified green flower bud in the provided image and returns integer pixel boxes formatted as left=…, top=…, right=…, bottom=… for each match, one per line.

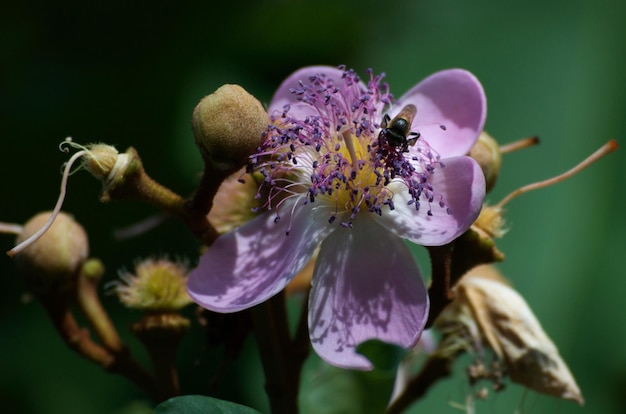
left=14, top=211, right=88, bottom=296
left=469, top=131, right=502, bottom=193
left=192, top=84, right=268, bottom=172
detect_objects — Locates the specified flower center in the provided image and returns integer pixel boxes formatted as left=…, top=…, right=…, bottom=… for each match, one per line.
left=249, top=67, right=451, bottom=229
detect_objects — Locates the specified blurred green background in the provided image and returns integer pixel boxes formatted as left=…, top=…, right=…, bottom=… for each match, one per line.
left=1, top=0, right=624, bottom=413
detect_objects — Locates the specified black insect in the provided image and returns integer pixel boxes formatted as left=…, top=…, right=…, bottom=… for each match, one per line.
left=378, top=104, right=420, bottom=152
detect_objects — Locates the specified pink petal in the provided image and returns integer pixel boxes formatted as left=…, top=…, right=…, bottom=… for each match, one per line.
left=308, top=217, right=429, bottom=370
left=187, top=200, right=335, bottom=313
left=268, top=66, right=346, bottom=119
left=375, top=156, right=485, bottom=246
left=397, top=69, right=486, bottom=158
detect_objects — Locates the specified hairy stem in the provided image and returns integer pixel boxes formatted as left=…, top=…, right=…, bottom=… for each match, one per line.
left=99, top=147, right=219, bottom=244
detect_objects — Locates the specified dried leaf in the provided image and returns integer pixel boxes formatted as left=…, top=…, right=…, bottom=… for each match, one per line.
left=457, top=266, right=584, bottom=405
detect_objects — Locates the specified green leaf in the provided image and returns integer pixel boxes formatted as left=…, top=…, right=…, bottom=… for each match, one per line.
left=154, top=395, right=262, bottom=414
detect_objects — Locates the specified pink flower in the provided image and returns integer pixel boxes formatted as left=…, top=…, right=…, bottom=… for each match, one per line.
left=188, top=66, right=486, bottom=369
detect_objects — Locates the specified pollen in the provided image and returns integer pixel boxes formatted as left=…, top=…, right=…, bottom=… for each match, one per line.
left=249, top=67, right=452, bottom=228
left=114, top=258, right=192, bottom=311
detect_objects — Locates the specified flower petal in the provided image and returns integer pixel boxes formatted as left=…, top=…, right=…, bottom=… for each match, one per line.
left=308, top=217, right=429, bottom=370
left=397, top=69, right=486, bottom=158
left=187, top=200, right=335, bottom=313
left=375, top=156, right=485, bottom=246
left=268, top=66, right=346, bottom=119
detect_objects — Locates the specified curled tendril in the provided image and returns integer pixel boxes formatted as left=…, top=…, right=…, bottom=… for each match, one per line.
left=59, top=137, right=106, bottom=177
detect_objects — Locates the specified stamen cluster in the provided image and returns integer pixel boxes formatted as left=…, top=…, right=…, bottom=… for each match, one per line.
left=248, top=66, right=451, bottom=228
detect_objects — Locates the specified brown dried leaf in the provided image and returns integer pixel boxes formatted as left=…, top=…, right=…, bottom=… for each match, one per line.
left=457, top=266, right=584, bottom=405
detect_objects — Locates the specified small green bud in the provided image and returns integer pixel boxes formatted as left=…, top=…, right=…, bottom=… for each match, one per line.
left=469, top=131, right=502, bottom=193
left=192, top=84, right=268, bottom=172
left=14, top=211, right=88, bottom=295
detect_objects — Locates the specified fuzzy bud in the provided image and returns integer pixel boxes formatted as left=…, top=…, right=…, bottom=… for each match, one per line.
left=192, top=84, right=268, bottom=172
left=83, top=144, right=121, bottom=181
left=14, top=212, right=88, bottom=296
left=469, top=131, right=502, bottom=193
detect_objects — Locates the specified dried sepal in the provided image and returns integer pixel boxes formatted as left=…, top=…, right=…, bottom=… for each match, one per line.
left=455, top=265, right=584, bottom=405
left=469, top=131, right=502, bottom=193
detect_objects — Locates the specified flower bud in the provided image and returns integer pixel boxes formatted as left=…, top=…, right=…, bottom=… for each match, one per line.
left=192, top=84, right=269, bottom=172
left=82, top=144, right=121, bottom=181
left=14, top=211, right=88, bottom=296
left=472, top=204, right=506, bottom=239
left=469, top=131, right=502, bottom=193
